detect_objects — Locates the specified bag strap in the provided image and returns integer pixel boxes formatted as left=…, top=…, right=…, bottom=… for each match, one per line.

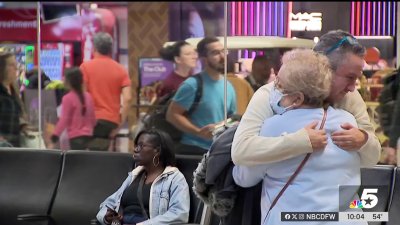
left=137, top=172, right=149, bottom=219
left=187, top=74, right=203, bottom=115
left=267, top=109, right=328, bottom=214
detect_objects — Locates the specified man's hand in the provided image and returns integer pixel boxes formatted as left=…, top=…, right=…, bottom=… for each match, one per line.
left=197, top=124, right=215, bottom=140
left=305, top=121, right=327, bottom=152
left=331, top=123, right=367, bottom=151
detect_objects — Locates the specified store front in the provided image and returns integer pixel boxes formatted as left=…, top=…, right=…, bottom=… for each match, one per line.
left=0, top=2, right=399, bottom=225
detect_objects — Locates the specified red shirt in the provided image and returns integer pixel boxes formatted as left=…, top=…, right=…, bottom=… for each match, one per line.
left=158, top=71, right=188, bottom=98
left=80, top=55, right=131, bottom=125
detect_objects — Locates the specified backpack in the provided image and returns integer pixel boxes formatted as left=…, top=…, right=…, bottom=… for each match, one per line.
left=192, top=124, right=261, bottom=225
left=377, top=69, right=400, bottom=136
left=140, top=74, right=203, bottom=143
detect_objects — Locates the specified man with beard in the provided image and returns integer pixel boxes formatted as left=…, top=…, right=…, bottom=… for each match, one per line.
left=166, top=37, right=237, bottom=155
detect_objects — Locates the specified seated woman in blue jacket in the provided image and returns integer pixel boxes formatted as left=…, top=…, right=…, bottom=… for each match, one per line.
left=233, top=49, right=366, bottom=225
left=97, top=129, right=190, bottom=225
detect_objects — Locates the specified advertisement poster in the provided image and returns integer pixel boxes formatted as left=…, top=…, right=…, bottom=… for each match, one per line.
left=138, top=58, right=174, bottom=105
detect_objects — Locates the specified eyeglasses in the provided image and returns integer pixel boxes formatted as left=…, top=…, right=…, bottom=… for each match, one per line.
left=208, top=49, right=229, bottom=56
left=325, top=36, right=359, bottom=55
left=134, top=143, right=157, bottom=151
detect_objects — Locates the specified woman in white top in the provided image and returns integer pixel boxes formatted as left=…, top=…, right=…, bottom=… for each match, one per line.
left=233, top=49, right=366, bottom=225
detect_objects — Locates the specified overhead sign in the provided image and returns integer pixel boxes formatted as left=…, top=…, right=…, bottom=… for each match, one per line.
left=290, top=12, right=322, bottom=31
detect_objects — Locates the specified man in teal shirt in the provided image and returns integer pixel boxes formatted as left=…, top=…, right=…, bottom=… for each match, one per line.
left=167, top=37, right=237, bottom=154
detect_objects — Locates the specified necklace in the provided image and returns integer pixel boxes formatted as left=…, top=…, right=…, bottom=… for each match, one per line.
left=144, top=168, right=164, bottom=184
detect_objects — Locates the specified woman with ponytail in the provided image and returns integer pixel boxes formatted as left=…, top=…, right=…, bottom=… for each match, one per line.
left=158, top=41, right=198, bottom=98
left=51, top=67, right=96, bottom=150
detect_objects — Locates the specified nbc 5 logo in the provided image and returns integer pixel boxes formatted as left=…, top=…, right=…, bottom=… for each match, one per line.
left=360, top=188, right=378, bottom=209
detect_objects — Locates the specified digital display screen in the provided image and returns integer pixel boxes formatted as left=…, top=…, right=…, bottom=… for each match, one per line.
left=42, top=4, right=79, bottom=22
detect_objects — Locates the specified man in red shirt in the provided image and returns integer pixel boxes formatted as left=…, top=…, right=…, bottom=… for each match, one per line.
left=80, top=32, right=131, bottom=151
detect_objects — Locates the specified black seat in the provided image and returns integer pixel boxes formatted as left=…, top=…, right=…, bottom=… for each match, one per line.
left=361, top=165, right=396, bottom=225
left=387, top=167, right=399, bottom=225
left=52, top=150, right=134, bottom=225
left=175, top=154, right=204, bottom=224
left=0, top=148, right=63, bottom=225
left=19, top=150, right=134, bottom=225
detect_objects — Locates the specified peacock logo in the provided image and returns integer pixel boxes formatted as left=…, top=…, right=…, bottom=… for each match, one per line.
left=349, top=200, right=364, bottom=209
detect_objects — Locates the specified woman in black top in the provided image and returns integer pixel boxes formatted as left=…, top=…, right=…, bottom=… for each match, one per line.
left=98, top=129, right=190, bottom=225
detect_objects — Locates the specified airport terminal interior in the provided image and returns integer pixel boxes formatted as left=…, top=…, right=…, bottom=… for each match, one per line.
left=0, top=2, right=399, bottom=225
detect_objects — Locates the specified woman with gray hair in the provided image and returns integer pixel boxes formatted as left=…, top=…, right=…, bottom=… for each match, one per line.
left=233, top=49, right=366, bottom=225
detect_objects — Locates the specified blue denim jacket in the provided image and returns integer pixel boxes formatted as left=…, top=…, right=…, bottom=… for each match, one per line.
left=96, top=166, right=190, bottom=225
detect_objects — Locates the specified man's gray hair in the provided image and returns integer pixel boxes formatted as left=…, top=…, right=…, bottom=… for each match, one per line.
left=279, top=49, right=332, bottom=107
left=313, top=30, right=365, bottom=71
left=93, top=32, right=113, bottom=55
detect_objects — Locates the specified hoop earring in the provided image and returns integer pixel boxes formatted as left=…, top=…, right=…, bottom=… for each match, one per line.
left=153, top=155, right=160, bottom=167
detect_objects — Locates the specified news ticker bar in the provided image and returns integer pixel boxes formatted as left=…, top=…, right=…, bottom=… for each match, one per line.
left=281, top=212, right=388, bottom=222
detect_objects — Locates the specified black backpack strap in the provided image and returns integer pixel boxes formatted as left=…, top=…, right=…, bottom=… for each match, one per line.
left=187, top=74, right=203, bottom=115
